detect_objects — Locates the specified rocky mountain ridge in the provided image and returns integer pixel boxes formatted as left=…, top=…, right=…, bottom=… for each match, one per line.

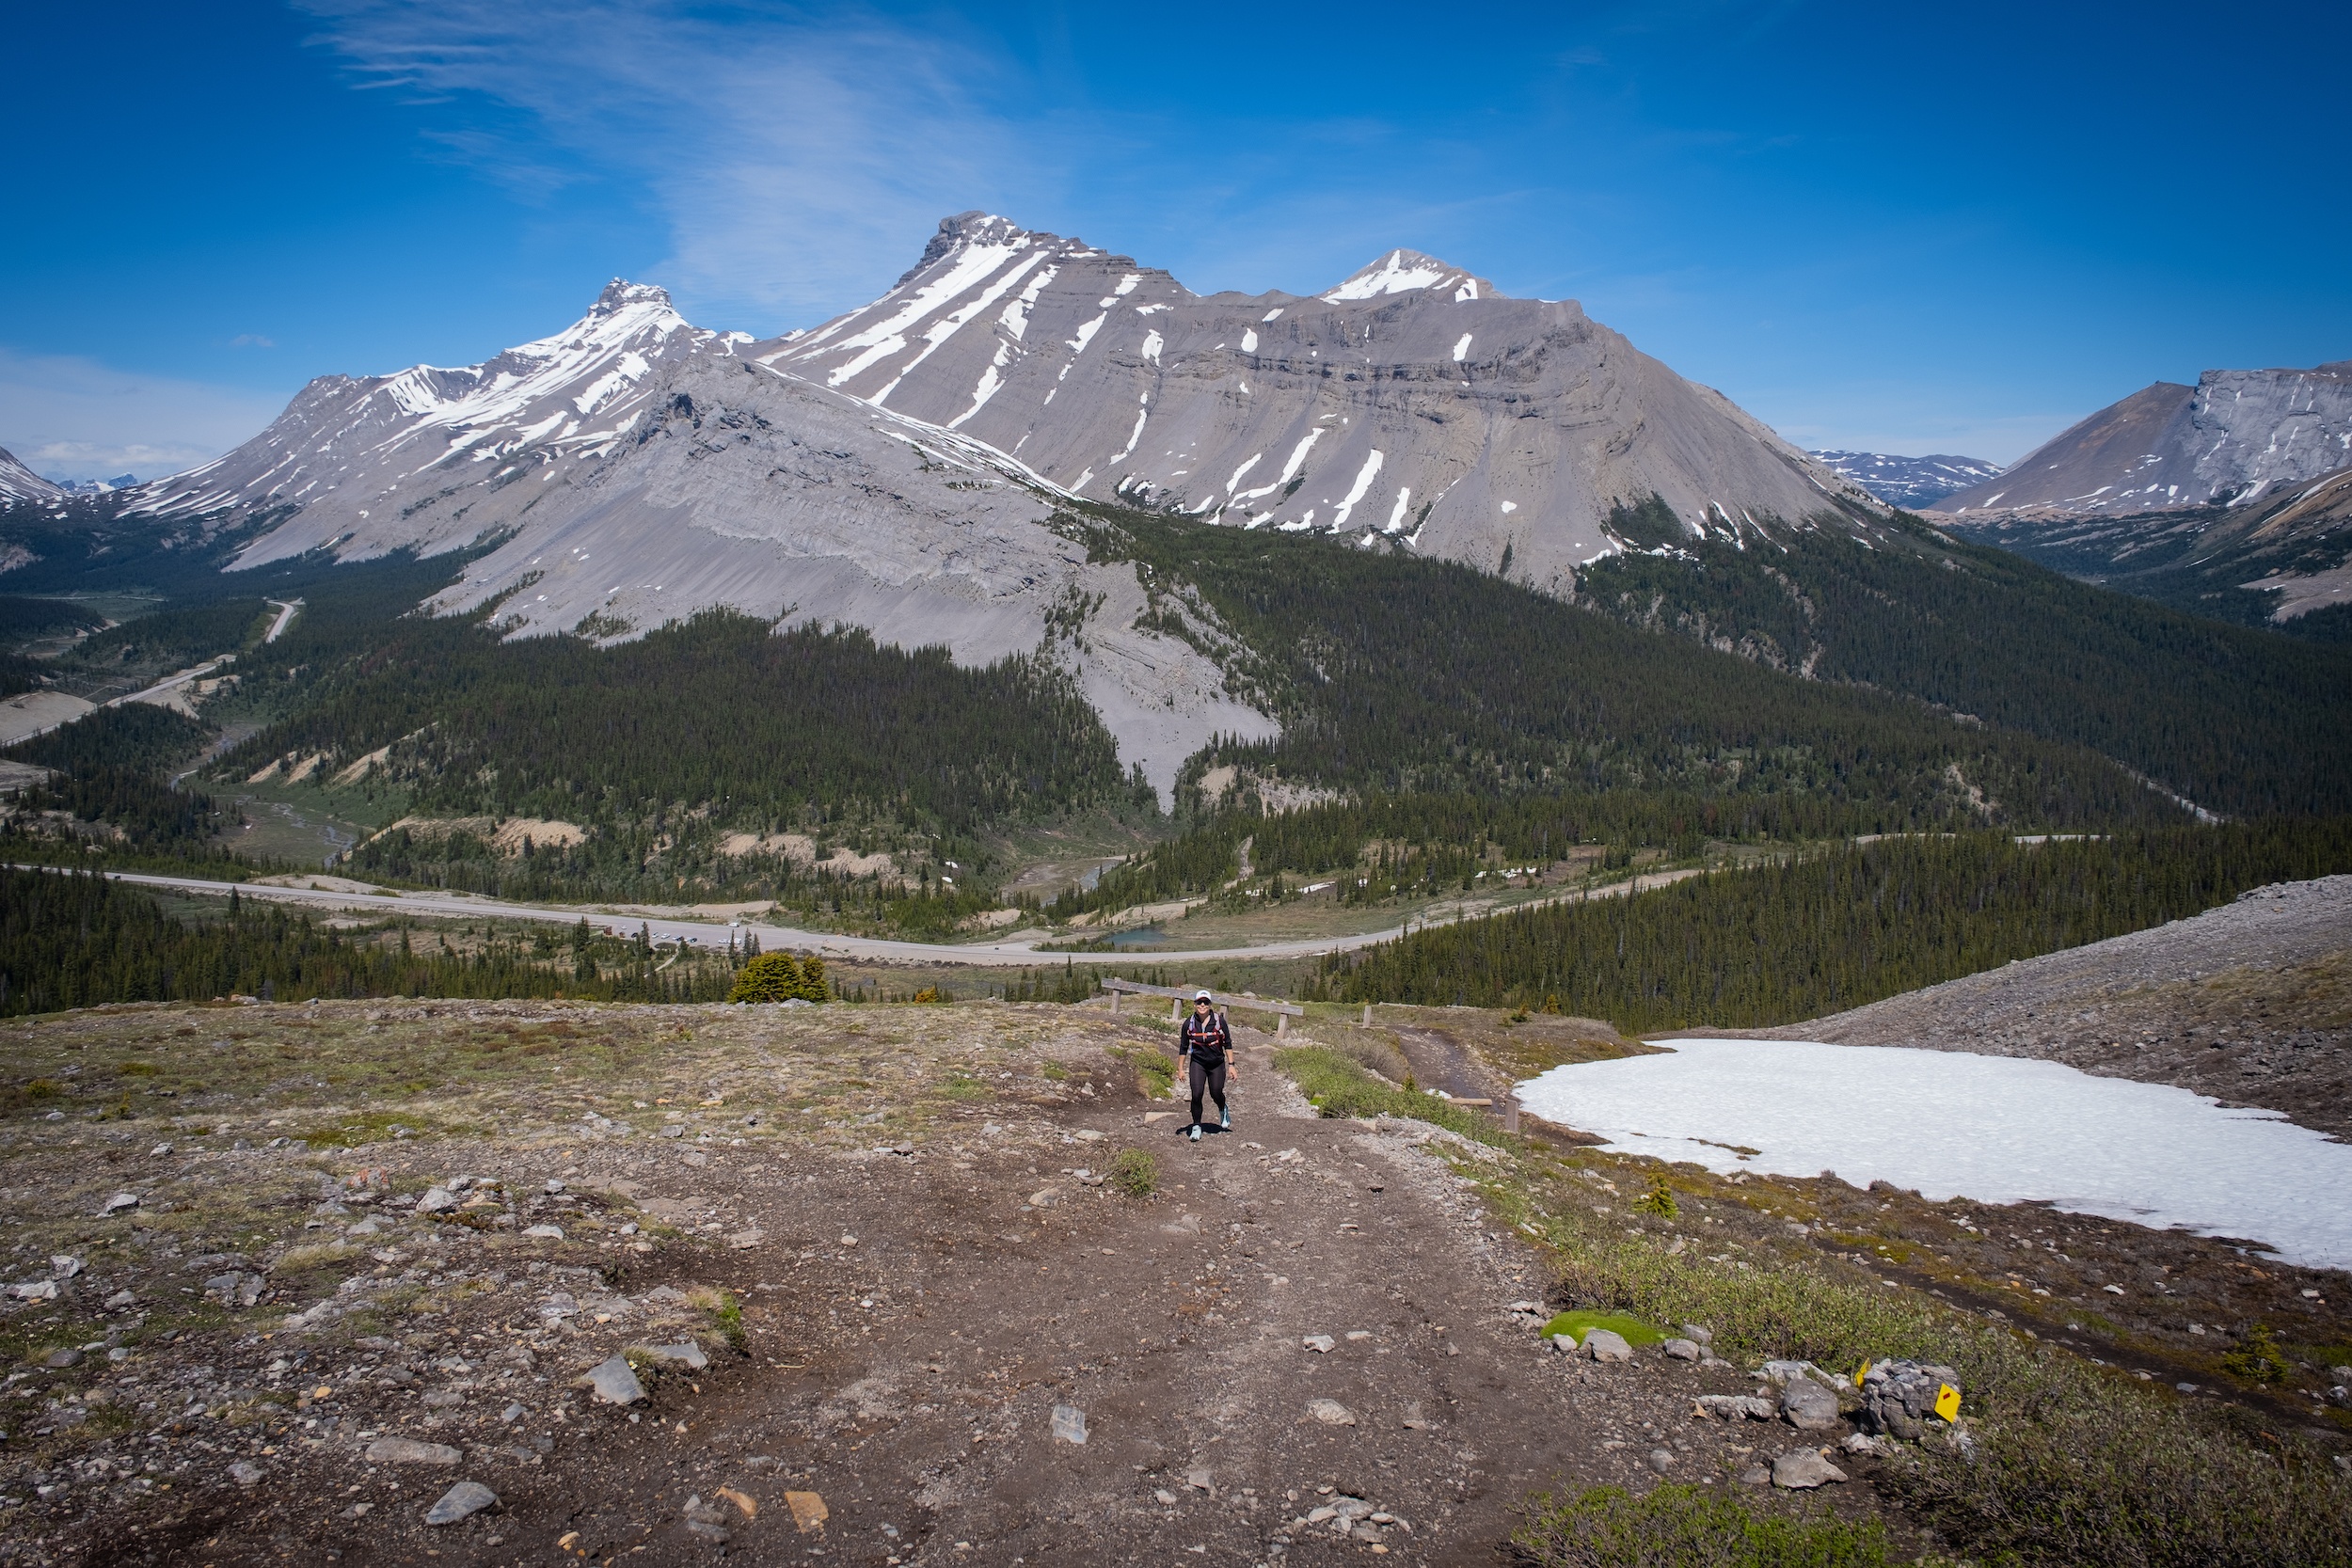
left=760, top=213, right=1884, bottom=588
left=0, top=446, right=61, bottom=503
left=92, top=214, right=1914, bottom=791
left=1937, top=361, right=2352, bottom=517
left=1945, top=460, right=2352, bottom=635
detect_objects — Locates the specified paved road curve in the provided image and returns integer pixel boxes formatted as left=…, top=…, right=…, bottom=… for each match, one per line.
left=61, top=864, right=1698, bottom=969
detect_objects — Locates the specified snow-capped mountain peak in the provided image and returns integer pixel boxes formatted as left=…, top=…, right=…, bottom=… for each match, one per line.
left=131, top=278, right=720, bottom=531
left=0, top=446, right=64, bottom=504
left=1321, top=249, right=1494, bottom=304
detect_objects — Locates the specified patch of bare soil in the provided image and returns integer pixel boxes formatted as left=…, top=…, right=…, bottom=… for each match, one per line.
left=1724, top=875, right=2352, bottom=1139
left=0, top=1002, right=1915, bottom=1568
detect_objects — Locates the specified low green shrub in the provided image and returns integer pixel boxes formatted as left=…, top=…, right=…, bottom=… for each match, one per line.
left=2220, top=1323, right=2290, bottom=1386
left=1272, top=1045, right=1497, bottom=1141
left=1515, top=1483, right=1894, bottom=1568
left=1107, top=1147, right=1159, bottom=1198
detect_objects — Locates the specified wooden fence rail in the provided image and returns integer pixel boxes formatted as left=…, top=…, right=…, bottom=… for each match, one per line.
left=1098, top=977, right=1303, bottom=1034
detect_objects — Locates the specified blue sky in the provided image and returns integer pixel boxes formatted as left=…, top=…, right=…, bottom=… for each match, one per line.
left=5, top=1, right=2347, bottom=481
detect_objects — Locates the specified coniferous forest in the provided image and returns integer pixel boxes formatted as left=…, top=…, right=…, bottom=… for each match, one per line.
left=1311, top=819, right=2352, bottom=1028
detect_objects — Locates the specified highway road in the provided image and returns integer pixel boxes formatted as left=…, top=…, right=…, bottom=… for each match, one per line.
left=56, top=863, right=1701, bottom=970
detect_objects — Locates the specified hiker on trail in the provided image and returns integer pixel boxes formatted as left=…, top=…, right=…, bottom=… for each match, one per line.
left=1181, top=990, right=1236, bottom=1142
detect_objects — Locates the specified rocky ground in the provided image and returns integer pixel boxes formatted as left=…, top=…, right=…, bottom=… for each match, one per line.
left=1739, top=875, right=2352, bottom=1138
left=0, top=993, right=2344, bottom=1566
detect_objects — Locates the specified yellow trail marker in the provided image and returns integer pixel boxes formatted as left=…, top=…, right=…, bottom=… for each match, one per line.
left=1934, top=1383, right=1962, bottom=1422
left=1854, top=1361, right=1870, bottom=1386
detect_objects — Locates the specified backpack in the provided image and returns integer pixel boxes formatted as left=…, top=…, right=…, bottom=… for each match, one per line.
left=1184, top=1011, right=1231, bottom=1062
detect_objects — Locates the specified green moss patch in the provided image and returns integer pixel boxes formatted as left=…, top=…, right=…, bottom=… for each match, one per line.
left=1538, top=1310, right=1664, bottom=1347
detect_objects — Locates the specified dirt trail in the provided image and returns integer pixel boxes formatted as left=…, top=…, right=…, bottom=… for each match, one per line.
left=31, top=1021, right=1843, bottom=1568
left=1389, top=1028, right=1505, bottom=1106
left=362, top=1025, right=1622, bottom=1566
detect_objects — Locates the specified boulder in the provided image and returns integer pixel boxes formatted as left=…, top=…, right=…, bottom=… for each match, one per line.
left=1661, top=1338, right=1702, bottom=1361
left=1857, top=1359, right=1962, bottom=1441
left=1692, top=1394, right=1776, bottom=1421
left=1781, top=1380, right=1842, bottom=1432
left=1771, top=1449, right=1848, bottom=1489
left=1581, top=1329, right=1634, bottom=1363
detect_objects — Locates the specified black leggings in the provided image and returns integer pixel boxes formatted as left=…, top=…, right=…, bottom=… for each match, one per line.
left=1188, top=1057, right=1228, bottom=1124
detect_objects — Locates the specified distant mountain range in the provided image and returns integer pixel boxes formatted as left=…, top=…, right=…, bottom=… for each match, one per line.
left=76, top=214, right=1898, bottom=790
left=1806, top=451, right=2000, bottom=509
left=6, top=219, right=2344, bottom=826
left=1945, top=462, right=2352, bottom=640
left=1928, top=360, right=2352, bottom=639
left=1937, top=362, right=2352, bottom=517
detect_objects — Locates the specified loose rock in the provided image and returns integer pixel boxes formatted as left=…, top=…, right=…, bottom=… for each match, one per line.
left=1307, top=1399, right=1359, bottom=1426
left=424, top=1481, right=499, bottom=1526
left=100, top=1193, right=140, bottom=1216
left=644, top=1342, right=709, bottom=1370
left=1781, top=1380, right=1842, bottom=1432
left=1771, top=1449, right=1849, bottom=1489
left=1857, top=1359, right=1963, bottom=1441
left=585, top=1354, right=647, bottom=1405
left=1581, top=1329, right=1633, bottom=1363
left=683, top=1493, right=732, bottom=1542
left=1661, top=1338, right=1701, bottom=1361
left=1302, top=1335, right=1336, bottom=1354
left=229, top=1461, right=262, bottom=1488
left=1693, top=1394, right=1776, bottom=1421
left=1050, top=1404, right=1088, bottom=1444
left=1645, top=1448, right=1675, bottom=1473
left=366, top=1437, right=463, bottom=1466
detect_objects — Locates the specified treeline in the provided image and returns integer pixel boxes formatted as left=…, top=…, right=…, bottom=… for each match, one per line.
left=1312, top=819, right=2352, bottom=1029
left=1577, top=500, right=2352, bottom=819
left=4, top=705, right=236, bottom=852
left=1052, top=784, right=2130, bottom=921
left=1065, top=509, right=2181, bottom=829
left=223, top=604, right=1136, bottom=836
left=59, top=597, right=271, bottom=673
left=0, top=869, right=736, bottom=1017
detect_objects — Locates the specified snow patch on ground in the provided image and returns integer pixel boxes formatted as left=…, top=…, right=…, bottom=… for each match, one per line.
left=1516, top=1038, right=2352, bottom=1270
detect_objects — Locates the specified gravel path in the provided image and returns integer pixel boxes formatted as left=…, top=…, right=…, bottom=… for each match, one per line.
left=1732, top=876, right=2352, bottom=1139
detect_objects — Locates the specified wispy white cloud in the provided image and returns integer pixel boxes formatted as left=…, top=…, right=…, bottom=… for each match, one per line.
left=296, top=1, right=1052, bottom=329
left=0, top=348, right=289, bottom=483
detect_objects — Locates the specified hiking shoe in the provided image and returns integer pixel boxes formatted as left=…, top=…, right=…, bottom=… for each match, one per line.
left=1220, top=1109, right=1232, bottom=1131
left=1187, top=1123, right=1203, bottom=1143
